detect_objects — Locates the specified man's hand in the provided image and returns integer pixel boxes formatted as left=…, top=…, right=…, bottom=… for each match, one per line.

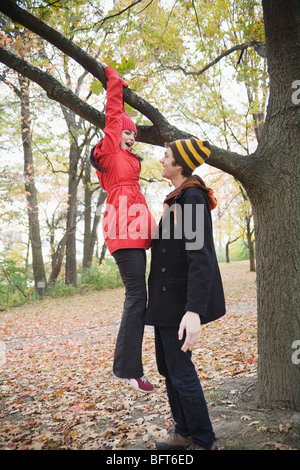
left=178, top=311, right=201, bottom=352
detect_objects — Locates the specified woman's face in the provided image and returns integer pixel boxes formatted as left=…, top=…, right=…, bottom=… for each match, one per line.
left=120, top=129, right=136, bottom=151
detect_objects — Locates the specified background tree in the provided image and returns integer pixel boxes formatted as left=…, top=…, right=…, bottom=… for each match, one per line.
left=18, top=75, right=47, bottom=295
left=0, top=61, right=47, bottom=295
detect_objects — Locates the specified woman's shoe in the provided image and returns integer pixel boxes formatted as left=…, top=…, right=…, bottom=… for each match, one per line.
left=128, top=376, right=154, bottom=392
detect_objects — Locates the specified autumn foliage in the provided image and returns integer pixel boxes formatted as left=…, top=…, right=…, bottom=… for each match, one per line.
left=1, top=261, right=257, bottom=450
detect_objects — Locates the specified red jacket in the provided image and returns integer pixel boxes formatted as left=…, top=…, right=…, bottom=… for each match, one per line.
left=91, top=67, right=156, bottom=254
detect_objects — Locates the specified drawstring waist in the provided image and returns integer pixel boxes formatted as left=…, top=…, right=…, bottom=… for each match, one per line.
left=108, top=181, right=140, bottom=191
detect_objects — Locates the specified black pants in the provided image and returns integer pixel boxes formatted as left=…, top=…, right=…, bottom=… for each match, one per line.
left=155, top=327, right=215, bottom=448
left=112, top=248, right=147, bottom=378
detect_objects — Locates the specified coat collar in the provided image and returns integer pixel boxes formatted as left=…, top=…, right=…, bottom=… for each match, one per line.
left=164, top=175, right=217, bottom=210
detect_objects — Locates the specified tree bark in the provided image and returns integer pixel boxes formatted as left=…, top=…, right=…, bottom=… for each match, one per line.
left=225, top=236, right=240, bottom=263
left=64, top=139, right=79, bottom=286
left=19, top=76, right=47, bottom=296
left=248, top=0, right=300, bottom=410
left=245, top=217, right=256, bottom=272
left=48, top=232, right=67, bottom=285
left=82, top=169, right=107, bottom=270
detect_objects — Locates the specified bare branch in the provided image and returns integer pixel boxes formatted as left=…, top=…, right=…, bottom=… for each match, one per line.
left=99, top=0, right=144, bottom=27
left=162, top=41, right=266, bottom=77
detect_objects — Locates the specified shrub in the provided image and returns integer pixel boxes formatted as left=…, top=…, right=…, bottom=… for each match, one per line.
left=0, top=258, right=34, bottom=309
left=79, top=259, right=122, bottom=290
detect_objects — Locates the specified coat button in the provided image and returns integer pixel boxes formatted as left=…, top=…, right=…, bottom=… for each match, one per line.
left=162, top=248, right=167, bottom=253
left=161, top=267, right=166, bottom=273
left=162, top=286, right=167, bottom=292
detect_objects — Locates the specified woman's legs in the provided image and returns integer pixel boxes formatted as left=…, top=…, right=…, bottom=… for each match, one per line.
left=112, top=248, right=147, bottom=379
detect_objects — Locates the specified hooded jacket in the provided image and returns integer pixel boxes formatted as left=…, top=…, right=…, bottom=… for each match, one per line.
left=145, top=178, right=226, bottom=327
left=90, top=67, right=156, bottom=254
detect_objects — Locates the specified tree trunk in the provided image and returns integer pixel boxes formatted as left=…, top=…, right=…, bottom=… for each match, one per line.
left=19, top=76, right=46, bottom=296
left=245, top=217, right=256, bottom=272
left=99, top=242, right=107, bottom=265
left=65, top=140, right=78, bottom=286
left=82, top=158, right=92, bottom=269
left=48, top=232, right=67, bottom=284
left=248, top=0, right=300, bottom=410
left=82, top=182, right=107, bottom=269
left=225, top=236, right=240, bottom=264
left=225, top=242, right=230, bottom=264
left=252, top=180, right=300, bottom=409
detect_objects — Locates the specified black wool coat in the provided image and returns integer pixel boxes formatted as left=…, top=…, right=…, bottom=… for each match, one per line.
left=145, top=186, right=226, bottom=327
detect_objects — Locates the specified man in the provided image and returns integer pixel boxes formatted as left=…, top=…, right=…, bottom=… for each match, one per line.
left=145, top=138, right=226, bottom=450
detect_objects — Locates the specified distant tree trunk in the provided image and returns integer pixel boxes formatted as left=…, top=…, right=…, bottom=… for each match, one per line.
left=245, top=216, right=256, bottom=272
left=225, top=242, right=230, bottom=263
left=48, top=232, right=67, bottom=284
left=83, top=186, right=107, bottom=269
left=99, top=242, right=107, bottom=265
left=225, top=236, right=240, bottom=263
left=82, top=157, right=92, bottom=269
left=19, top=76, right=46, bottom=296
left=82, top=156, right=107, bottom=269
left=65, top=139, right=79, bottom=286
left=238, top=185, right=256, bottom=272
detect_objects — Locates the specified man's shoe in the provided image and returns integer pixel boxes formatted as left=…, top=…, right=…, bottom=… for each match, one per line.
left=155, top=432, right=192, bottom=450
left=186, top=440, right=218, bottom=450
left=128, top=376, right=154, bottom=392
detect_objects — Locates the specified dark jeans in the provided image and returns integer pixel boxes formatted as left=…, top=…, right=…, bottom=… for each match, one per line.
left=155, top=327, right=215, bottom=449
left=112, top=248, right=147, bottom=378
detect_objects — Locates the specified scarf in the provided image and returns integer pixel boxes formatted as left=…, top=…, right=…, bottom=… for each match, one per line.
left=164, top=175, right=217, bottom=210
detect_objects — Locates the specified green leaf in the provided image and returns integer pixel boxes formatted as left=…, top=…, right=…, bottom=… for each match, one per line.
left=90, top=78, right=103, bottom=95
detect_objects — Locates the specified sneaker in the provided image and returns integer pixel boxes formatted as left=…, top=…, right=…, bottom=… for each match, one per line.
left=155, top=432, right=192, bottom=450
left=128, top=376, right=154, bottom=393
left=186, top=440, right=218, bottom=450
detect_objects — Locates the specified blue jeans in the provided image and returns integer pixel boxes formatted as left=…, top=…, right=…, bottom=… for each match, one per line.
left=155, top=327, right=215, bottom=449
left=112, top=249, right=147, bottom=378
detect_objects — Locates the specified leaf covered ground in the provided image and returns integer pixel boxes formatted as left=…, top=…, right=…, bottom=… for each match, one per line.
left=0, top=261, right=299, bottom=451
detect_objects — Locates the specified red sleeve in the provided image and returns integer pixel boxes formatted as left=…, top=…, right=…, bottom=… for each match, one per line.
left=94, top=67, right=127, bottom=158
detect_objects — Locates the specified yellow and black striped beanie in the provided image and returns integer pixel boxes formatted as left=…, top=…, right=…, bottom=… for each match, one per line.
left=169, top=138, right=211, bottom=173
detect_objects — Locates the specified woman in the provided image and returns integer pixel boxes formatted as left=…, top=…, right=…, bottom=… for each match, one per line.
left=90, top=66, right=156, bottom=392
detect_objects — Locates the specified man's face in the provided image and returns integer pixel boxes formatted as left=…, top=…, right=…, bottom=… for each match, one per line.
left=160, top=147, right=181, bottom=180
left=120, top=129, right=136, bottom=151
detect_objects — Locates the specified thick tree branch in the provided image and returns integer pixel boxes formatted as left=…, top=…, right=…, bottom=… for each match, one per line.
left=0, top=0, right=252, bottom=183
left=0, top=45, right=249, bottom=181
left=0, top=46, right=105, bottom=129
left=0, top=0, right=172, bottom=136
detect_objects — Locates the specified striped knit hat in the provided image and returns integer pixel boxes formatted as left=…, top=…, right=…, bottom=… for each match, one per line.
left=169, top=138, right=211, bottom=173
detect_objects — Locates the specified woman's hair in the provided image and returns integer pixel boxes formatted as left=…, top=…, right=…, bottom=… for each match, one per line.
left=89, top=144, right=106, bottom=172
left=89, top=143, right=143, bottom=173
